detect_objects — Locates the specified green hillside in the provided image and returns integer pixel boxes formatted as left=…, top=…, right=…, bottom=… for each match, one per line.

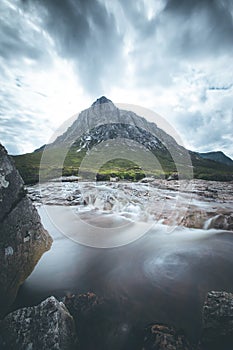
left=12, top=146, right=233, bottom=184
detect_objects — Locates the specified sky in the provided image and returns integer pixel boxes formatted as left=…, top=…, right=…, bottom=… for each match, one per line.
left=0, top=0, right=233, bottom=158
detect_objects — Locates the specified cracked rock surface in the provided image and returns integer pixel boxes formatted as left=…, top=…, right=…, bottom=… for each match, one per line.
left=201, top=291, right=233, bottom=349
left=0, top=143, right=52, bottom=316
left=0, top=296, right=77, bottom=350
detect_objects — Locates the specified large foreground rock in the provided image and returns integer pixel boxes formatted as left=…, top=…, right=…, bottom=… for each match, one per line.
left=0, top=143, right=52, bottom=315
left=0, top=296, right=77, bottom=349
left=142, top=323, right=192, bottom=350
left=201, top=291, right=233, bottom=349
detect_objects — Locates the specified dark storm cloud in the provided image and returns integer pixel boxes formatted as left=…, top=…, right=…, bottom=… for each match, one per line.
left=163, top=0, right=233, bottom=57
left=0, top=0, right=233, bottom=156
left=21, top=0, right=124, bottom=94
left=17, top=0, right=233, bottom=91
left=118, top=0, right=233, bottom=87
left=0, top=21, right=43, bottom=61
left=118, top=0, right=233, bottom=54
left=208, top=84, right=233, bottom=91
left=117, top=0, right=158, bottom=37
left=0, top=1, right=53, bottom=67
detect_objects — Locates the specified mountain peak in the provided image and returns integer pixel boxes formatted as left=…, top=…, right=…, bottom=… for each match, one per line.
left=91, top=96, right=113, bottom=106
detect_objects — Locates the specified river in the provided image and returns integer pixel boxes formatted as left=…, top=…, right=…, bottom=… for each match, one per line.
left=14, top=179, right=233, bottom=346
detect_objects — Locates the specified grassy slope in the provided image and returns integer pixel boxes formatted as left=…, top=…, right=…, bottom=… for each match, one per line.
left=12, top=145, right=233, bottom=184
left=190, top=152, right=233, bottom=181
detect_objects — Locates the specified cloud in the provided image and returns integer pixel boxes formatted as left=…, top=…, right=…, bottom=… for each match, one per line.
left=163, top=0, right=233, bottom=58
left=116, top=0, right=233, bottom=87
left=20, top=0, right=125, bottom=94
left=0, top=112, right=49, bottom=154
left=174, top=109, right=233, bottom=157
left=0, top=0, right=232, bottom=158
left=0, top=1, right=53, bottom=67
left=0, top=0, right=92, bottom=154
left=108, top=0, right=233, bottom=157
left=170, top=79, right=233, bottom=157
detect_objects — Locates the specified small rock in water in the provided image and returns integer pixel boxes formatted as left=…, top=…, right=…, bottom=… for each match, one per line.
left=142, top=323, right=192, bottom=349
left=64, top=292, right=133, bottom=350
left=167, top=172, right=179, bottom=181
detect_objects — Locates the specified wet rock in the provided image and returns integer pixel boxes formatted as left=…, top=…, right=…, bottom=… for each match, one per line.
left=180, top=209, right=209, bottom=229
left=201, top=291, right=233, bottom=350
left=64, top=292, right=133, bottom=350
left=96, top=173, right=110, bottom=181
left=180, top=210, right=233, bottom=231
left=0, top=296, right=77, bottom=350
left=0, top=143, right=52, bottom=315
left=64, top=292, right=112, bottom=350
left=167, top=172, right=179, bottom=181
left=142, top=323, right=192, bottom=350
left=140, top=177, right=156, bottom=183
left=109, top=176, right=120, bottom=182
left=205, top=213, right=233, bottom=231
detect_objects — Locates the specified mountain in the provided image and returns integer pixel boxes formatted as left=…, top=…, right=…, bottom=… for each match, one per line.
left=198, top=151, right=233, bottom=166
left=12, top=97, right=233, bottom=183
left=52, top=96, right=182, bottom=152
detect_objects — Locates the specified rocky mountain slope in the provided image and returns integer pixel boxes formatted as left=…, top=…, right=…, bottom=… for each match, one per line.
left=52, top=96, right=184, bottom=152
left=13, top=97, right=233, bottom=183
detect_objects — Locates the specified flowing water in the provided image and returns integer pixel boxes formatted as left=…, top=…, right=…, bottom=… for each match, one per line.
left=14, top=180, right=233, bottom=345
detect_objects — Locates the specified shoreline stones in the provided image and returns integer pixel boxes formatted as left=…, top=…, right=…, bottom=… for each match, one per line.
left=1, top=290, right=233, bottom=349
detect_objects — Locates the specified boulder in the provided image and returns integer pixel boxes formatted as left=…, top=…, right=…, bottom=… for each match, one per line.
left=64, top=292, right=133, bottom=350
left=167, top=172, right=179, bottom=181
left=142, top=323, right=192, bottom=350
left=64, top=292, right=112, bottom=350
left=206, top=213, right=233, bottom=231
left=201, top=291, right=233, bottom=349
left=109, top=176, right=120, bottom=182
left=0, top=296, right=77, bottom=349
left=0, top=143, right=52, bottom=315
left=178, top=209, right=233, bottom=231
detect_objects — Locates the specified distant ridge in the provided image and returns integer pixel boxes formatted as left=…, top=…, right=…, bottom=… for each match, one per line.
left=34, top=144, right=46, bottom=153
left=199, top=151, right=233, bottom=166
